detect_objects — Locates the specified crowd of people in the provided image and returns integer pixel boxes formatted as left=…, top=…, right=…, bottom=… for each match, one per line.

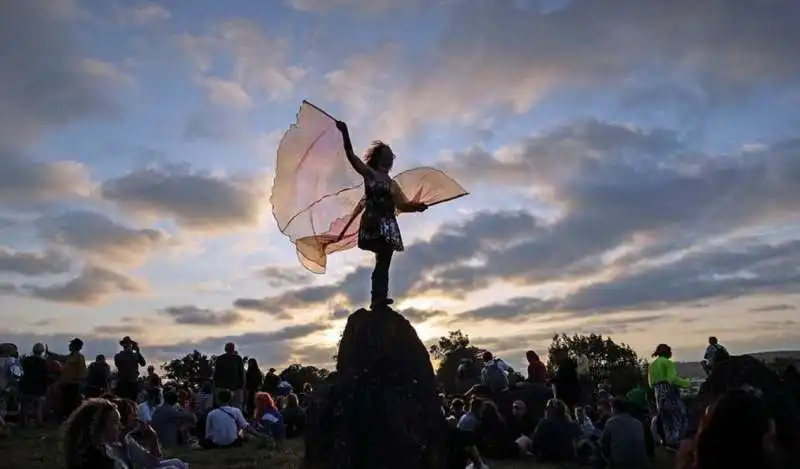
left=0, top=337, right=312, bottom=469
left=0, top=334, right=796, bottom=469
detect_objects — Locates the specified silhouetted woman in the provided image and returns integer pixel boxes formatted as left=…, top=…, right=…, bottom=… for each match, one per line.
left=336, top=120, right=427, bottom=309
left=245, top=358, right=263, bottom=419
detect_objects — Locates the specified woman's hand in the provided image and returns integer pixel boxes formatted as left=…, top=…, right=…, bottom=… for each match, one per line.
left=336, top=120, right=349, bottom=135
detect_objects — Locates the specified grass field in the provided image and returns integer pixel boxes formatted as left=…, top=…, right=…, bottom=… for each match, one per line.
left=1, top=425, right=677, bottom=469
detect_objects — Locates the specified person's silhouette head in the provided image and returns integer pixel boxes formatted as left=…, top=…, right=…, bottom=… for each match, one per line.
left=365, top=141, right=394, bottom=173
left=708, top=336, right=718, bottom=345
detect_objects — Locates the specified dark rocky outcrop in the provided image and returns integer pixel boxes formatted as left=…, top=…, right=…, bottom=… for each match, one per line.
left=697, top=355, right=800, bottom=458
left=304, top=306, right=448, bottom=469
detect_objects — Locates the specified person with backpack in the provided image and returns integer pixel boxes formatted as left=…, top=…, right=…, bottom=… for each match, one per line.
left=701, top=336, right=729, bottom=375
left=480, top=351, right=510, bottom=394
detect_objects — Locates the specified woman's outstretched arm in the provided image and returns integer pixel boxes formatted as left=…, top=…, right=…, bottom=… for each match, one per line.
left=336, top=120, right=374, bottom=179
left=390, top=181, right=427, bottom=213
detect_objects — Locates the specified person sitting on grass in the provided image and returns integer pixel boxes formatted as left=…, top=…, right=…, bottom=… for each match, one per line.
left=203, top=389, right=267, bottom=449
left=63, top=398, right=128, bottom=469
left=111, top=397, right=189, bottom=469
left=151, top=390, right=196, bottom=448
left=254, top=391, right=285, bottom=440
left=281, top=393, right=306, bottom=439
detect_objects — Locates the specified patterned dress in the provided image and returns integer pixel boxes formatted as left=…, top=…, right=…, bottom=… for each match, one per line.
left=358, top=178, right=404, bottom=253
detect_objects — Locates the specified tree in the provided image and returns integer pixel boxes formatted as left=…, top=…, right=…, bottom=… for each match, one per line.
left=547, top=333, right=646, bottom=394
left=429, top=330, right=487, bottom=392
left=162, top=350, right=216, bottom=390
left=279, top=364, right=331, bottom=391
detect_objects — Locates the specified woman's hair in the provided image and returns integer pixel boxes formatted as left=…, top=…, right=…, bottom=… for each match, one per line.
left=111, top=398, right=138, bottom=429
left=526, top=350, right=539, bottom=361
left=652, top=343, right=671, bottom=358
left=364, top=141, right=392, bottom=170
left=248, top=358, right=259, bottom=369
left=286, top=393, right=300, bottom=408
left=545, top=399, right=570, bottom=421
left=255, top=392, right=278, bottom=420
left=694, top=390, right=774, bottom=469
left=62, top=399, right=119, bottom=468
left=480, top=400, right=504, bottom=424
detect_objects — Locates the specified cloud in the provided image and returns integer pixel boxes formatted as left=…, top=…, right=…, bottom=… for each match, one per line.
left=0, top=0, right=117, bottom=148
left=120, top=2, right=171, bottom=25
left=2, top=265, right=145, bottom=305
left=160, top=305, right=251, bottom=326
left=285, top=0, right=412, bottom=12
left=36, top=210, right=169, bottom=265
left=93, top=324, right=147, bottom=336
left=259, top=266, right=313, bottom=288
left=400, top=307, right=448, bottom=323
left=199, top=77, right=252, bottom=110
left=0, top=150, right=92, bottom=206
left=174, top=19, right=306, bottom=105
left=232, top=119, right=800, bottom=319
left=99, top=165, right=265, bottom=231
left=751, top=304, right=796, bottom=313
left=334, top=0, right=800, bottom=138
left=0, top=248, right=72, bottom=276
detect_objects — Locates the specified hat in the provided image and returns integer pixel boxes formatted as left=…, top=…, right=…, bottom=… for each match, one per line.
left=119, top=336, right=134, bottom=346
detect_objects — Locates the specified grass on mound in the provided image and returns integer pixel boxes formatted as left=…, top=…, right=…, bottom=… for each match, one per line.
left=1, top=426, right=674, bottom=469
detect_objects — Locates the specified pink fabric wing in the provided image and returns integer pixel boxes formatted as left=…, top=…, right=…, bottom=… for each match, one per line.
left=272, top=101, right=469, bottom=274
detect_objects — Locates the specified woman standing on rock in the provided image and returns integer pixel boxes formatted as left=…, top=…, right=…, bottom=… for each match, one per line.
left=336, top=120, right=427, bottom=309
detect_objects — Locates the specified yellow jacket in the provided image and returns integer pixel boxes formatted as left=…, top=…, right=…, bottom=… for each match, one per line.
left=61, top=353, right=87, bottom=383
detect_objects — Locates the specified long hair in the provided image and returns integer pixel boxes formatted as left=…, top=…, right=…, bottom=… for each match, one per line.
left=62, top=398, right=118, bottom=468
left=364, top=141, right=391, bottom=170
left=254, top=391, right=278, bottom=420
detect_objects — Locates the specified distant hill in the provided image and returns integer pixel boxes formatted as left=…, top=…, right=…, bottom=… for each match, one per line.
left=675, top=350, right=800, bottom=379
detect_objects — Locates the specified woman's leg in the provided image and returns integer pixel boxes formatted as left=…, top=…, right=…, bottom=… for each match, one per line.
left=370, top=248, right=393, bottom=306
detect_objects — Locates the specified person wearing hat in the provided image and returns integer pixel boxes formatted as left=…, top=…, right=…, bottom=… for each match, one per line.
left=114, top=336, right=146, bottom=401
left=60, top=338, right=87, bottom=419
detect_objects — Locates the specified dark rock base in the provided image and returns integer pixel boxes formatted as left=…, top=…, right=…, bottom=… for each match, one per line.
left=304, top=306, right=448, bottom=469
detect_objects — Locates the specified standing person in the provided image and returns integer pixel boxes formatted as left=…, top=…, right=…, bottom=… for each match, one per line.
left=145, top=365, right=162, bottom=390
left=648, top=343, right=690, bottom=450
left=701, top=336, right=729, bottom=376
left=244, top=358, right=263, bottom=419
left=336, top=121, right=428, bottom=309
left=85, top=355, right=111, bottom=398
left=526, top=350, right=547, bottom=385
left=114, top=336, right=145, bottom=401
left=213, top=343, right=245, bottom=409
left=262, top=368, right=280, bottom=395
left=20, top=343, right=50, bottom=427
left=551, top=349, right=580, bottom=410
left=60, top=338, right=87, bottom=419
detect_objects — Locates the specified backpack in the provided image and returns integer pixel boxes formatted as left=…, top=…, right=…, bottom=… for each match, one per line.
left=483, top=360, right=509, bottom=393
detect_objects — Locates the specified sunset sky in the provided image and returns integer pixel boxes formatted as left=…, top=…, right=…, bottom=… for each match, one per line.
left=2, top=0, right=800, bottom=372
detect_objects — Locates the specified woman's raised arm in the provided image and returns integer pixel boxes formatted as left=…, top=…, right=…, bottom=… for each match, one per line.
left=336, top=120, right=374, bottom=179
left=390, top=181, right=427, bottom=213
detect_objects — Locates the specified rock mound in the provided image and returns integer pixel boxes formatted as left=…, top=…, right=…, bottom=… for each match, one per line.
left=304, top=306, right=448, bottom=469
left=699, top=355, right=800, bottom=452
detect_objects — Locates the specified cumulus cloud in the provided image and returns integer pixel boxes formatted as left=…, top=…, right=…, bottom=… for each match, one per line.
left=174, top=19, right=306, bottom=107
left=0, top=0, right=118, bottom=148
left=160, top=305, right=250, bottom=326
left=231, top=116, right=800, bottom=323
left=285, top=0, right=414, bottom=12
left=36, top=210, right=169, bottom=265
left=99, top=165, right=265, bottom=231
left=119, top=2, right=171, bottom=25
left=259, top=266, right=313, bottom=288
left=325, top=0, right=800, bottom=138
left=0, top=248, right=72, bottom=276
left=2, top=265, right=145, bottom=305
left=0, top=150, right=92, bottom=206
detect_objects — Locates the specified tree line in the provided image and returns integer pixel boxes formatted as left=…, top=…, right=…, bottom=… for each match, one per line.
left=163, top=330, right=647, bottom=395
